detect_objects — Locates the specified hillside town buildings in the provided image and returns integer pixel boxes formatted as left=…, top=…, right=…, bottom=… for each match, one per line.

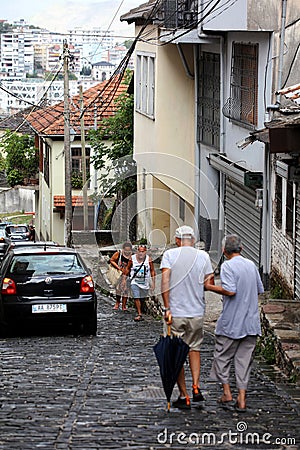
left=0, top=19, right=132, bottom=115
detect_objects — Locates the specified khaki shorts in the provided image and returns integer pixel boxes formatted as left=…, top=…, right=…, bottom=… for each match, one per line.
left=171, top=316, right=204, bottom=351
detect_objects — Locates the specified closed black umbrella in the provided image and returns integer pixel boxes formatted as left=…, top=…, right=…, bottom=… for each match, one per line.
left=153, top=325, right=189, bottom=412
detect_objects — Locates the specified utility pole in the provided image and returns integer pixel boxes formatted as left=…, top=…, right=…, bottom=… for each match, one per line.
left=94, top=105, right=98, bottom=229
left=79, top=84, right=89, bottom=230
left=63, top=39, right=73, bottom=247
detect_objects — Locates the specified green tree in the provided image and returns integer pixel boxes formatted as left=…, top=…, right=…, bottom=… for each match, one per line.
left=89, top=72, right=136, bottom=197
left=0, top=152, right=5, bottom=171
left=80, top=65, right=91, bottom=76
left=3, top=131, right=39, bottom=187
left=124, top=40, right=134, bottom=49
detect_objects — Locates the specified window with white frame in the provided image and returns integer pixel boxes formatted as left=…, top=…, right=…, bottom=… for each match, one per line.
left=136, top=52, right=155, bottom=118
left=71, top=147, right=91, bottom=189
left=275, top=174, right=295, bottom=239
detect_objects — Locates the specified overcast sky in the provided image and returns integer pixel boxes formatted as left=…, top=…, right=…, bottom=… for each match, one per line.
left=1, top=0, right=138, bottom=37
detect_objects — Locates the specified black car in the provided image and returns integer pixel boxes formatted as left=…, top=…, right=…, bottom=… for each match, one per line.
left=5, top=224, right=30, bottom=241
left=0, top=246, right=97, bottom=335
left=0, top=229, right=11, bottom=261
left=7, top=240, right=59, bottom=251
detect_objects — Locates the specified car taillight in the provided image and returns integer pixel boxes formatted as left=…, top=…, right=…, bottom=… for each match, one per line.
left=1, top=278, right=17, bottom=295
left=80, top=275, right=94, bottom=293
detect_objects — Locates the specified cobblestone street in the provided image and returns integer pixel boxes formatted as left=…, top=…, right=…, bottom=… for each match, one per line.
left=0, top=291, right=299, bottom=449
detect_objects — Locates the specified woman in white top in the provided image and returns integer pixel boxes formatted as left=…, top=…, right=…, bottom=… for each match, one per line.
left=127, top=244, right=156, bottom=322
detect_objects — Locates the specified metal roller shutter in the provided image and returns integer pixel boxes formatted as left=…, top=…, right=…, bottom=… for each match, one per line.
left=294, top=188, right=300, bottom=299
left=224, top=178, right=261, bottom=268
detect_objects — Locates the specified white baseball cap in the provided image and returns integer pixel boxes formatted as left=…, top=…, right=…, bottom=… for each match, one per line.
left=175, top=225, right=195, bottom=239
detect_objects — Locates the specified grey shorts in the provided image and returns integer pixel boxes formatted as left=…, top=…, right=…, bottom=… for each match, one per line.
left=171, top=316, right=204, bottom=351
left=131, top=284, right=149, bottom=299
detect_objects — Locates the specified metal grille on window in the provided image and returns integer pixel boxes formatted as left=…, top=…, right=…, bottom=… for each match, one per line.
left=197, top=52, right=220, bottom=148
left=275, top=175, right=283, bottom=229
left=163, top=0, right=198, bottom=28
left=294, top=186, right=300, bottom=299
left=222, top=43, right=258, bottom=128
left=286, top=181, right=294, bottom=239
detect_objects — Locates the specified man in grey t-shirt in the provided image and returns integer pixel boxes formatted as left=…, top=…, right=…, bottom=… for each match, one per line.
left=160, top=225, right=213, bottom=410
left=205, top=234, right=264, bottom=412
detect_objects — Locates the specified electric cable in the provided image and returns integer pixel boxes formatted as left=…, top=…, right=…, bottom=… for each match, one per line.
left=79, top=0, right=162, bottom=119
left=281, top=41, right=300, bottom=89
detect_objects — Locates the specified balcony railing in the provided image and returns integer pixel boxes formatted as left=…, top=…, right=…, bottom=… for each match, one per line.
left=163, top=0, right=198, bottom=29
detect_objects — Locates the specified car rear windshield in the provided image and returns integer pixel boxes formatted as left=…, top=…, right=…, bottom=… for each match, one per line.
left=9, top=253, right=85, bottom=276
left=7, top=226, right=28, bottom=234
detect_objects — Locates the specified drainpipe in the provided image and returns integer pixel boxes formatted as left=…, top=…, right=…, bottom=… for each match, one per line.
left=218, top=35, right=226, bottom=265
left=194, top=44, right=200, bottom=241
left=262, top=143, right=271, bottom=289
left=94, top=105, right=99, bottom=230
left=276, top=0, right=287, bottom=103
left=177, top=44, right=194, bottom=80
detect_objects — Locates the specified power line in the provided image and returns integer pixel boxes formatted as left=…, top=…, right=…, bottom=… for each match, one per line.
left=79, top=0, right=162, bottom=119
left=281, top=42, right=300, bottom=89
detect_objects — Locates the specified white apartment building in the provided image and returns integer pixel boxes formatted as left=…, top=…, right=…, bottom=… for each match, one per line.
left=0, top=21, right=128, bottom=114
left=0, top=79, right=99, bottom=115
left=68, top=27, right=114, bottom=48
left=0, top=31, right=35, bottom=77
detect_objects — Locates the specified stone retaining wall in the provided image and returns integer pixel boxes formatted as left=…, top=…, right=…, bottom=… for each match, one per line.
left=261, top=301, right=300, bottom=383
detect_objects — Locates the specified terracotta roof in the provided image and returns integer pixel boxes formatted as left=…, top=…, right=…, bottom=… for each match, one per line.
left=0, top=108, right=33, bottom=134
left=54, top=195, right=94, bottom=208
left=26, top=76, right=128, bottom=137
left=277, top=83, right=300, bottom=105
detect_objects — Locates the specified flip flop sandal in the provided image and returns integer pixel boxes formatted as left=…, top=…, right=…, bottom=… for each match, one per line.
left=235, top=402, right=247, bottom=412
left=217, top=398, right=235, bottom=409
left=134, top=315, right=144, bottom=322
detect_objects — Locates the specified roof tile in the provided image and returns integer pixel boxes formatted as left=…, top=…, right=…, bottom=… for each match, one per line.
left=54, top=195, right=94, bottom=208
left=26, top=76, right=128, bottom=136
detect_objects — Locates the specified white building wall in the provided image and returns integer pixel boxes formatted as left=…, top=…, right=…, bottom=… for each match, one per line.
left=221, top=32, right=273, bottom=171
left=201, top=0, right=248, bottom=31
left=134, top=27, right=196, bottom=242
left=0, top=187, right=34, bottom=213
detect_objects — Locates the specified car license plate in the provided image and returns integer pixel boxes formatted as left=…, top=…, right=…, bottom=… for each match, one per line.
left=32, top=304, right=67, bottom=313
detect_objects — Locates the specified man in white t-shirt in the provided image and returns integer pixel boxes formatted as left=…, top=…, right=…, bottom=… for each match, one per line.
left=160, top=225, right=213, bottom=410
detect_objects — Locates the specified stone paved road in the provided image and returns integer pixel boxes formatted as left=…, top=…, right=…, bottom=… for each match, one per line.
left=0, top=293, right=299, bottom=450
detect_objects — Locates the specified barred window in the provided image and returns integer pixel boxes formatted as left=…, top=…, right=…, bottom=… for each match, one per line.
left=275, top=174, right=295, bottom=239
left=197, top=52, right=220, bottom=148
left=275, top=175, right=282, bottom=228
left=136, top=53, right=155, bottom=118
left=286, top=181, right=294, bottom=238
left=223, top=43, right=258, bottom=128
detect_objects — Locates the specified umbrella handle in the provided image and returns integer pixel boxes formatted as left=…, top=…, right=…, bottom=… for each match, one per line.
left=167, top=324, right=171, bottom=336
